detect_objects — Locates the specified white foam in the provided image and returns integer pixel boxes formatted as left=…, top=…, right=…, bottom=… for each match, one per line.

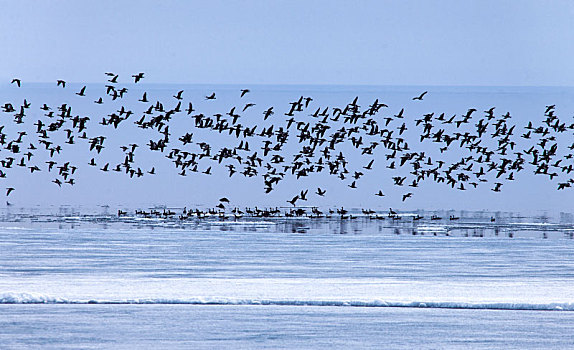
left=0, top=292, right=67, bottom=304
left=0, top=293, right=571, bottom=310
left=1, top=277, right=573, bottom=311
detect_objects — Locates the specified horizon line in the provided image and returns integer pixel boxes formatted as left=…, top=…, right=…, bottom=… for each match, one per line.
left=3, top=81, right=574, bottom=89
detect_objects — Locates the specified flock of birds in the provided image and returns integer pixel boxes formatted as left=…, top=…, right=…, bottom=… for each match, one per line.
left=3, top=73, right=574, bottom=215
left=121, top=201, right=480, bottom=222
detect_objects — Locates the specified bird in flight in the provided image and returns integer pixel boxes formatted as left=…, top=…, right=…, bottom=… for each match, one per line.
left=76, top=86, right=86, bottom=96
left=287, top=195, right=299, bottom=206
left=173, top=90, right=184, bottom=100
left=412, top=91, right=428, bottom=100
left=108, top=74, right=119, bottom=83
left=132, top=73, right=145, bottom=83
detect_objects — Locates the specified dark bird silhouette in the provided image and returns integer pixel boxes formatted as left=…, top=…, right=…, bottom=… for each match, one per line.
left=243, top=103, right=255, bottom=112
left=287, top=195, right=299, bottom=206
left=363, top=159, right=374, bottom=170
left=108, top=74, right=119, bottom=83
left=186, top=102, right=195, bottom=114
left=11, top=79, right=21, bottom=87
left=132, top=73, right=144, bottom=83
left=57, top=80, right=66, bottom=88
left=173, top=90, right=184, bottom=100
left=6, top=187, right=14, bottom=196
left=492, top=183, right=503, bottom=192
left=76, top=86, right=86, bottom=96
left=412, top=91, right=427, bottom=100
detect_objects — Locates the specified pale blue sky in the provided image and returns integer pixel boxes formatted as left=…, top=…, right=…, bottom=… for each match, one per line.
left=1, top=0, right=573, bottom=86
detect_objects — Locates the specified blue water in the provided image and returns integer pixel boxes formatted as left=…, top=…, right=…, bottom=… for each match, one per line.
left=1, top=210, right=574, bottom=348
left=3, top=305, right=574, bottom=350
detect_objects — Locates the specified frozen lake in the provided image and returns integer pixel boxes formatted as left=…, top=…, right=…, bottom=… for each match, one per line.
left=1, top=209, right=574, bottom=348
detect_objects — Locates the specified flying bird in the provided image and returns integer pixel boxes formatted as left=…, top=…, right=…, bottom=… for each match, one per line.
left=412, top=91, right=427, bottom=100
left=173, top=90, right=184, bottom=100
left=132, top=73, right=144, bottom=83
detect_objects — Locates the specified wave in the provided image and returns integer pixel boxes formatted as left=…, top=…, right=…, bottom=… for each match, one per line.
left=1, top=293, right=571, bottom=311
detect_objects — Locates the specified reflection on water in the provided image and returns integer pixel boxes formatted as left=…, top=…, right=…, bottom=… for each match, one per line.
left=0, top=206, right=572, bottom=239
